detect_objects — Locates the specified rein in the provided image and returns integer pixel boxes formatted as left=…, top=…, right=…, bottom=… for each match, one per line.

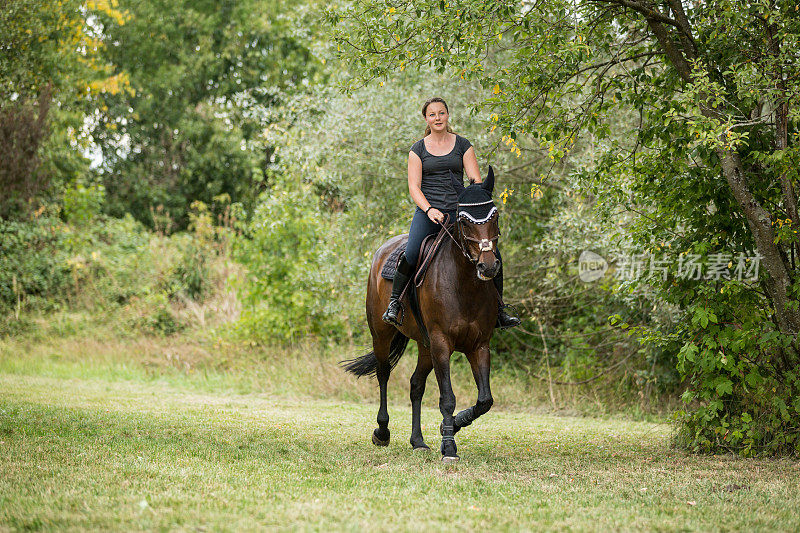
left=438, top=214, right=472, bottom=262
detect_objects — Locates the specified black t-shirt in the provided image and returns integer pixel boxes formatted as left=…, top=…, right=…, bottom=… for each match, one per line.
left=410, top=134, right=473, bottom=211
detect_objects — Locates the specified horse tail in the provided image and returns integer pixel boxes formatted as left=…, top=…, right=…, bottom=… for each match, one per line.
left=340, top=331, right=410, bottom=378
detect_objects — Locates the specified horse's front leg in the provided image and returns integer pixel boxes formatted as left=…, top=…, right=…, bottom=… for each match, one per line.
left=454, top=344, right=493, bottom=434
left=430, top=335, right=458, bottom=462
left=409, top=344, right=433, bottom=451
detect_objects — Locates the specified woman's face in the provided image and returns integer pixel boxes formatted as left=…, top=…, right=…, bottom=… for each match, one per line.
left=424, top=102, right=449, bottom=134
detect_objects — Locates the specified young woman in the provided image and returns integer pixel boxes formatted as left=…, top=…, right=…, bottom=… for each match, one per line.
left=382, top=97, right=520, bottom=329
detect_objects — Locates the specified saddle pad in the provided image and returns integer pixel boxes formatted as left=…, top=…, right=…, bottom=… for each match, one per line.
left=380, top=242, right=407, bottom=280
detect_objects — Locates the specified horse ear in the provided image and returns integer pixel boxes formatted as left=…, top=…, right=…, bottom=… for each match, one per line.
left=481, top=166, right=495, bottom=195
left=449, top=170, right=466, bottom=195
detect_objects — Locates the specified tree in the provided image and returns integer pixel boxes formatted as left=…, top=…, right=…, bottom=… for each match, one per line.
left=92, top=0, right=324, bottom=228
left=0, top=0, right=126, bottom=218
left=329, top=0, right=800, bottom=454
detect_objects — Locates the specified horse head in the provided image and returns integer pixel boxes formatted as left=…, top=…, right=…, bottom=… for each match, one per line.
left=450, top=166, right=501, bottom=281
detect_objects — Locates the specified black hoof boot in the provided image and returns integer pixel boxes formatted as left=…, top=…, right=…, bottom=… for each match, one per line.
left=453, top=407, right=474, bottom=434
left=382, top=298, right=403, bottom=326
left=441, top=441, right=459, bottom=463
left=496, top=306, right=521, bottom=329
left=440, top=424, right=459, bottom=462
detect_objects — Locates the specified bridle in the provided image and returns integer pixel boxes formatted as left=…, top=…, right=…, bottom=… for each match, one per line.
left=439, top=200, right=501, bottom=265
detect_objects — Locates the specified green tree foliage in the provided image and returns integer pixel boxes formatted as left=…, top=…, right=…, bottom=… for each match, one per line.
left=92, top=0, right=323, bottom=228
left=0, top=0, right=125, bottom=218
left=330, top=0, right=800, bottom=454
left=1, top=0, right=88, bottom=101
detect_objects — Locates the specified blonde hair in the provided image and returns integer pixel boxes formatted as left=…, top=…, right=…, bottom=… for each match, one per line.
left=422, top=97, right=455, bottom=136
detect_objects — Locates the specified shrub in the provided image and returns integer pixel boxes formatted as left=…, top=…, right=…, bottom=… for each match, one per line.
left=670, top=281, right=800, bottom=456
left=233, top=186, right=353, bottom=343
left=0, top=207, right=236, bottom=337
left=62, top=178, right=105, bottom=227
left=0, top=214, right=70, bottom=314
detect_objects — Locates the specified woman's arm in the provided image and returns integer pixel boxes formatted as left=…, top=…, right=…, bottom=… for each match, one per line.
left=408, top=151, right=444, bottom=223
left=463, top=146, right=482, bottom=183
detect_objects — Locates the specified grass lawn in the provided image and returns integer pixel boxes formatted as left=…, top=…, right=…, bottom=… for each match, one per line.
left=1, top=364, right=799, bottom=531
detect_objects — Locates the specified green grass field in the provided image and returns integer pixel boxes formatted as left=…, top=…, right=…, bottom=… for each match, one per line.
left=1, top=328, right=799, bottom=531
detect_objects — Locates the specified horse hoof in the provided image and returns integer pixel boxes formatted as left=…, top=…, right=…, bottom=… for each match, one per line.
left=412, top=445, right=431, bottom=452
left=441, top=455, right=460, bottom=464
left=372, top=429, right=390, bottom=447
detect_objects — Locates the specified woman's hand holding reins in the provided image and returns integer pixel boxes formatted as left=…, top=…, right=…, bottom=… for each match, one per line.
left=426, top=207, right=445, bottom=224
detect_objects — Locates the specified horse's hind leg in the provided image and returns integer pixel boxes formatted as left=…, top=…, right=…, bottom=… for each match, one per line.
left=409, top=345, right=433, bottom=451
left=454, top=345, right=493, bottom=434
left=372, top=333, right=392, bottom=446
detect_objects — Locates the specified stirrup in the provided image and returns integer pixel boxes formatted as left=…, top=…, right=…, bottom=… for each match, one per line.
left=382, top=298, right=404, bottom=326
left=496, top=305, right=520, bottom=329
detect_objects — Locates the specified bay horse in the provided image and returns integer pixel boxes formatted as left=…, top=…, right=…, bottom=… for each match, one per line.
left=342, top=166, right=502, bottom=462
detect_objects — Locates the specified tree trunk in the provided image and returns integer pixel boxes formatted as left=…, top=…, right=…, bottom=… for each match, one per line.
left=634, top=4, right=800, bottom=342
left=717, top=147, right=800, bottom=340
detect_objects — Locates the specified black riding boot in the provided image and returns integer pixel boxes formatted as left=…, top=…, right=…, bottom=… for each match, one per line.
left=493, top=265, right=520, bottom=329
left=383, top=254, right=413, bottom=326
